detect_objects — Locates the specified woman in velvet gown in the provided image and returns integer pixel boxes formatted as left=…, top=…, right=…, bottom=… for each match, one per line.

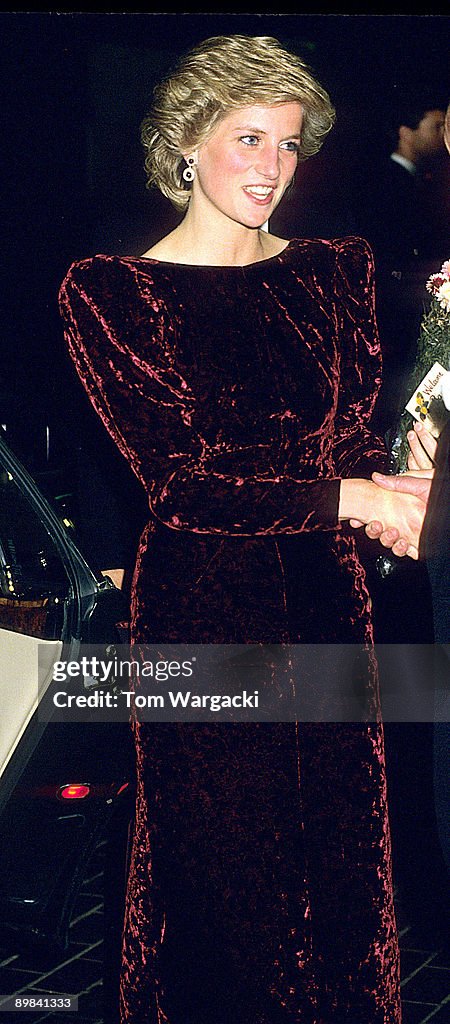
left=59, top=34, right=425, bottom=1024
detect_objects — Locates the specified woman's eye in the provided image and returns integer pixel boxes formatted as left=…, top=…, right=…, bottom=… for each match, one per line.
left=281, top=141, right=300, bottom=153
left=238, top=136, right=299, bottom=152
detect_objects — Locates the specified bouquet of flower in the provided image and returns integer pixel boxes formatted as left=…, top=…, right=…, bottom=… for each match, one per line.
left=389, top=258, right=450, bottom=473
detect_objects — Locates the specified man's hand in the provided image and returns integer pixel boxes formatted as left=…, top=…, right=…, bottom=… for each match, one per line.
left=407, top=421, right=437, bottom=471
left=365, top=470, right=433, bottom=559
left=343, top=477, right=428, bottom=559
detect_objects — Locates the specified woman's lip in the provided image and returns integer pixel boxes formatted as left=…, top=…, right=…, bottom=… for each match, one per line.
left=242, top=186, right=275, bottom=205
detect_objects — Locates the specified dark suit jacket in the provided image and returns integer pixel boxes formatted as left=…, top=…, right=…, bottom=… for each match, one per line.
left=421, top=417, right=450, bottom=645
left=352, top=157, right=445, bottom=432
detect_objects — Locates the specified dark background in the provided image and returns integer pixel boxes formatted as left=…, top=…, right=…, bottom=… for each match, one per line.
left=0, top=10, right=449, bottom=464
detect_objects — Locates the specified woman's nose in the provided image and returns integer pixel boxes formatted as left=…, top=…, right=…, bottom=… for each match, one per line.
left=254, top=146, right=280, bottom=180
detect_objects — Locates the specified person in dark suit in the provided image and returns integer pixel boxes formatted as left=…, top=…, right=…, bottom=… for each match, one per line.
left=368, top=413, right=449, bottom=944
left=353, top=100, right=450, bottom=944
left=353, top=99, right=448, bottom=943
left=353, top=94, right=447, bottom=436
left=363, top=101, right=445, bottom=258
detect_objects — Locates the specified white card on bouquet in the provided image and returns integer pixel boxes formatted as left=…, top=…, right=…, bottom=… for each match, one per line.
left=404, top=362, right=449, bottom=438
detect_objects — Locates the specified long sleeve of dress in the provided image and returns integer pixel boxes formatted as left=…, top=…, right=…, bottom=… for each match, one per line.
left=58, top=239, right=386, bottom=538
left=331, top=237, right=387, bottom=477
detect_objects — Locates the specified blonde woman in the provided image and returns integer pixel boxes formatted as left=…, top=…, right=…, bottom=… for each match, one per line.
left=59, top=34, right=425, bottom=1024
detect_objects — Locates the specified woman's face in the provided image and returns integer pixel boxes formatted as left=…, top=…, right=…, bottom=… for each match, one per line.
left=191, top=102, right=303, bottom=228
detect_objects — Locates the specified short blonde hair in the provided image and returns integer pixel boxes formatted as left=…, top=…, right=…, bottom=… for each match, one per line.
left=141, top=34, right=336, bottom=210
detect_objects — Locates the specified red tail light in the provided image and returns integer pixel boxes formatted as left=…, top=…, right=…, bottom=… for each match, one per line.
left=58, top=783, right=91, bottom=800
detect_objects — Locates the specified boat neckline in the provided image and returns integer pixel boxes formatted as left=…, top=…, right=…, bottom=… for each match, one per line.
left=113, top=238, right=295, bottom=270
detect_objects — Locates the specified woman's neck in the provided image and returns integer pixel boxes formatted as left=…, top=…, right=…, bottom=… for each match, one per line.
left=175, top=225, right=269, bottom=266
left=142, top=203, right=283, bottom=267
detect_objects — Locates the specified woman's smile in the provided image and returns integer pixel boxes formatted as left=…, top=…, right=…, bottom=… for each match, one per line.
left=242, top=185, right=276, bottom=205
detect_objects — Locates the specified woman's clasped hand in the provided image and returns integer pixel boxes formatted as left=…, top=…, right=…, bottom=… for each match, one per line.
left=353, top=422, right=437, bottom=558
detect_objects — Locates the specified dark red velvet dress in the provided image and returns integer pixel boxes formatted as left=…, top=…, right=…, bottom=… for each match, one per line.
left=59, top=237, right=401, bottom=1023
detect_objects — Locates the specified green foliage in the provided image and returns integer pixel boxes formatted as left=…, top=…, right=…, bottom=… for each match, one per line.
left=390, top=294, right=450, bottom=473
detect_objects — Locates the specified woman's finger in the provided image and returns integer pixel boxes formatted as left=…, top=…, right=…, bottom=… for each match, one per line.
left=365, top=520, right=384, bottom=539
left=375, top=527, right=401, bottom=547
left=372, top=471, right=432, bottom=503
left=406, top=546, right=419, bottom=560
left=391, top=538, right=409, bottom=557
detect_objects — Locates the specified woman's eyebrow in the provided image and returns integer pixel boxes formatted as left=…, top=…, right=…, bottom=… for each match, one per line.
left=233, top=125, right=267, bottom=133
left=233, top=125, right=301, bottom=137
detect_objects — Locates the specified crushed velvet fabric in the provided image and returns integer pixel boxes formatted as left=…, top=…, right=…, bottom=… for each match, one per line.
left=59, top=237, right=401, bottom=1023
